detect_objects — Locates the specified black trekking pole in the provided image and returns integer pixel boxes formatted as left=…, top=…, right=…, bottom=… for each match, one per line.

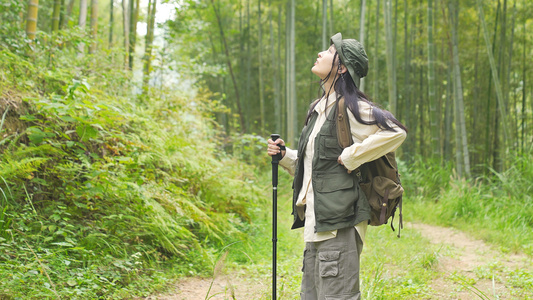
left=270, top=133, right=282, bottom=300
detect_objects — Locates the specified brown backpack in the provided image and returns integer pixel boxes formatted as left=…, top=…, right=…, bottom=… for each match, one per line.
left=336, top=98, right=404, bottom=237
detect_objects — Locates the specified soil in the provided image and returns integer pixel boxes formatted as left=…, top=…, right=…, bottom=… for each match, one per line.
left=146, top=269, right=266, bottom=300
left=147, top=223, right=531, bottom=300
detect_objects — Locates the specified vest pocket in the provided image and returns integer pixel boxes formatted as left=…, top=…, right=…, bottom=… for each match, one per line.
left=319, top=137, right=343, bottom=160
left=314, top=172, right=358, bottom=222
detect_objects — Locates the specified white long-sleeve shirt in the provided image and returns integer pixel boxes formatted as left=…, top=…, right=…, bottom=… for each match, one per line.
left=279, top=92, right=407, bottom=243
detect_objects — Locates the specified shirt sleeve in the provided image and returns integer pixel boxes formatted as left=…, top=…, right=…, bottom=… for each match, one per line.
left=279, top=147, right=298, bottom=176
left=339, top=103, right=407, bottom=171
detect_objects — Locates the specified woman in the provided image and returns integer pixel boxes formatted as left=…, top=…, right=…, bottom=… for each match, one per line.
left=267, top=33, right=407, bottom=299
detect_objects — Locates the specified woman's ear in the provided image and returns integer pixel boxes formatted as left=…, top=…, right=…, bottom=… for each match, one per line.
left=338, top=64, right=348, bottom=74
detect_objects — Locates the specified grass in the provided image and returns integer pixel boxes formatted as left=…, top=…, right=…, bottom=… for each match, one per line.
left=404, top=154, right=533, bottom=256
left=205, top=155, right=533, bottom=299
left=204, top=170, right=441, bottom=300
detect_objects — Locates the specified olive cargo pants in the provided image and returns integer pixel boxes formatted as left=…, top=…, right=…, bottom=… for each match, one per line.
left=300, top=227, right=363, bottom=300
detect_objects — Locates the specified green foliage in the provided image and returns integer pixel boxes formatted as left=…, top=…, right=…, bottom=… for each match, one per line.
left=361, top=226, right=436, bottom=299
left=0, top=42, right=263, bottom=297
left=0, top=0, right=25, bottom=49
left=403, top=154, right=533, bottom=255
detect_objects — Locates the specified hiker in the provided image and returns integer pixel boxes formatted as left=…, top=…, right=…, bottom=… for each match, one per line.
left=267, top=32, right=407, bottom=299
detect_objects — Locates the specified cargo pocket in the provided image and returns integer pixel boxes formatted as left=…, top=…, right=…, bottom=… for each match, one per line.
left=318, top=250, right=340, bottom=278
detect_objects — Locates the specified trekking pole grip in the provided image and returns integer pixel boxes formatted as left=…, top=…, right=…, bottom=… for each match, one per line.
left=271, top=134, right=282, bottom=163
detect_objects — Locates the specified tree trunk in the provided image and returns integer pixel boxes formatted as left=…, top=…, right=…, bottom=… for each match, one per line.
left=359, top=0, right=366, bottom=92
left=477, top=0, right=509, bottom=165
left=269, top=1, right=281, bottom=134
left=245, top=0, right=251, bottom=132
left=66, top=0, right=76, bottom=25
left=322, top=0, right=327, bottom=50
left=142, top=0, right=157, bottom=93
left=52, top=0, right=61, bottom=32
left=79, top=0, right=87, bottom=29
left=483, top=1, right=499, bottom=169
left=78, top=0, right=88, bottom=55
left=89, top=0, right=98, bottom=54
left=402, top=0, right=412, bottom=160
left=286, top=0, right=297, bottom=146
left=449, top=1, right=471, bottom=177
left=122, top=0, right=130, bottom=68
left=507, top=1, right=517, bottom=143
left=258, top=0, right=264, bottom=133
left=128, top=0, right=139, bottom=69
left=427, top=0, right=438, bottom=156
left=499, top=0, right=508, bottom=110
left=26, top=0, right=39, bottom=40
left=444, top=68, right=453, bottom=161
left=471, top=20, right=481, bottom=169
left=238, top=0, right=244, bottom=130
left=128, top=0, right=135, bottom=69
left=383, top=0, right=397, bottom=114
left=109, top=0, right=114, bottom=47
left=520, top=20, right=526, bottom=154
left=329, top=0, right=333, bottom=35
left=286, top=1, right=290, bottom=143
left=210, top=0, right=245, bottom=132
left=278, top=3, right=284, bottom=137
left=373, top=0, right=380, bottom=101
left=134, top=0, right=140, bottom=55
left=59, top=0, right=67, bottom=29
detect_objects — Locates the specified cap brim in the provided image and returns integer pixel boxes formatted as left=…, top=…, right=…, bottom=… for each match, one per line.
left=330, top=33, right=343, bottom=59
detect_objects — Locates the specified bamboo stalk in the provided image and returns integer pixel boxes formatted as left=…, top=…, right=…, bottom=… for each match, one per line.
left=26, top=0, right=39, bottom=40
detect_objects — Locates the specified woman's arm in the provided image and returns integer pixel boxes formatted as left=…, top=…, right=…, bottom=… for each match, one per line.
left=339, top=103, right=407, bottom=171
left=267, top=138, right=298, bottom=176
left=279, top=148, right=298, bottom=176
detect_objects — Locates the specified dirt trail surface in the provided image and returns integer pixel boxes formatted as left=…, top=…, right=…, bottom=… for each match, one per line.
left=146, top=269, right=266, bottom=300
left=408, top=223, right=532, bottom=299
left=148, top=223, right=531, bottom=300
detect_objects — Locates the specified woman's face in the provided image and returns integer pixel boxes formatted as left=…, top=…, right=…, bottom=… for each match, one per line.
left=311, top=44, right=339, bottom=80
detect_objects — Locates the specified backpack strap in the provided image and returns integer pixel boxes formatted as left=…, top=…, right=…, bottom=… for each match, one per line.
left=390, top=196, right=403, bottom=238
left=336, top=97, right=353, bottom=148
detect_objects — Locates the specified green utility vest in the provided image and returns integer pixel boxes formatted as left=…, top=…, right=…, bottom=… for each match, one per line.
left=291, top=100, right=371, bottom=232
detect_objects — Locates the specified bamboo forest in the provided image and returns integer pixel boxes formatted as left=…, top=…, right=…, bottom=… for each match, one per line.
left=0, top=0, right=532, bottom=299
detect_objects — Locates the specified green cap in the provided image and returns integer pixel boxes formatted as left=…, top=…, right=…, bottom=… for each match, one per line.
left=330, top=32, right=369, bottom=88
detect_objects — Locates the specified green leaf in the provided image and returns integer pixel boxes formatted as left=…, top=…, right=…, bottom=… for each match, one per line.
left=26, top=127, right=46, bottom=144
left=51, top=242, right=74, bottom=247
left=67, top=279, right=77, bottom=286
left=60, top=116, right=77, bottom=122
left=76, top=124, right=98, bottom=141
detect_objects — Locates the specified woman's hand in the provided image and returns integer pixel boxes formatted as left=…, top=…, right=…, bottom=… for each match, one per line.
left=338, top=156, right=352, bottom=174
left=267, top=138, right=286, bottom=158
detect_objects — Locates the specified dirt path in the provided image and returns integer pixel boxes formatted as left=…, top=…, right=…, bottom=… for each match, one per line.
left=148, top=223, right=531, bottom=300
left=408, top=223, right=531, bottom=299
left=146, top=268, right=267, bottom=300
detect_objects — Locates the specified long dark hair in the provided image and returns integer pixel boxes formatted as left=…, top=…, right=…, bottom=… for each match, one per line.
left=305, top=52, right=408, bottom=133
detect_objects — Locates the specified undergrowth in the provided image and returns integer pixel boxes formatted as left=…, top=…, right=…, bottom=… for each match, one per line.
left=403, top=154, right=533, bottom=256
left=0, top=32, right=265, bottom=298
